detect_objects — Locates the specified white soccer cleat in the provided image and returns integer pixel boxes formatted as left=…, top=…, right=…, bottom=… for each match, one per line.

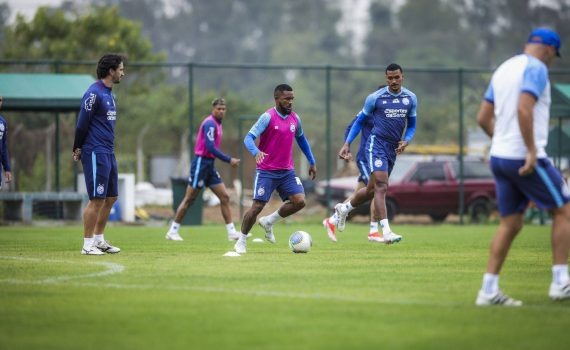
left=234, top=237, right=247, bottom=254
left=94, top=240, right=121, bottom=254
left=383, top=231, right=402, bottom=244
left=367, top=232, right=384, bottom=243
left=334, top=203, right=349, bottom=232
left=322, top=218, right=337, bottom=242
left=165, top=231, right=184, bottom=241
left=549, top=282, right=570, bottom=301
left=475, top=290, right=523, bottom=306
left=258, top=216, right=276, bottom=244
left=81, top=245, right=105, bottom=256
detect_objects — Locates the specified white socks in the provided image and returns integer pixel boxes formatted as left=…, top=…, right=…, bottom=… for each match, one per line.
left=329, top=212, right=338, bottom=225
left=94, top=233, right=104, bottom=243
left=169, top=222, right=180, bottom=234
left=369, top=221, right=379, bottom=233
left=482, top=273, right=499, bottom=295
left=379, top=219, right=391, bottom=234
left=266, top=210, right=282, bottom=225
left=83, top=237, right=94, bottom=250
left=226, top=223, right=237, bottom=236
left=553, top=265, right=569, bottom=285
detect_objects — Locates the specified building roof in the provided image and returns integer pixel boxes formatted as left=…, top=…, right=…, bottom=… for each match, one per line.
left=0, top=73, right=94, bottom=112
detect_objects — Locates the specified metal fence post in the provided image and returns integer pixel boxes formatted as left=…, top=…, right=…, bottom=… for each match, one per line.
left=458, top=68, right=465, bottom=225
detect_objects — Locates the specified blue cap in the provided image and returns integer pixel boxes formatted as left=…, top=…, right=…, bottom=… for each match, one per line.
left=527, top=28, right=561, bottom=57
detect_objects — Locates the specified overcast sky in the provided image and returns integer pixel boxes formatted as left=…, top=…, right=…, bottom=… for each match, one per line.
left=3, top=0, right=64, bottom=21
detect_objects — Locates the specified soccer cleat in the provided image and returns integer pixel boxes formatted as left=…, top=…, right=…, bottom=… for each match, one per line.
left=94, top=240, right=121, bottom=254
left=383, top=232, right=402, bottom=244
left=323, top=218, right=337, bottom=242
left=258, top=216, right=276, bottom=244
left=334, top=203, right=349, bottom=232
left=227, top=233, right=240, bottom=241
left=475, top=290, right=523, bottom=306
left=81, top=245, right=105, bottom=256
left=234, top=237, right=247, bottom=254
left=165, top=231, right=184, bottom=241
left=549, top=282, right=570, bottom=301
left=367, top=232, right=384, bottom=243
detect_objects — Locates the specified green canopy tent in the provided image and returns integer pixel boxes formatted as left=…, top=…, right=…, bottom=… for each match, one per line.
left=0, top=73, right=95, bottom=191
left=549, top=83, right=570, bottom=169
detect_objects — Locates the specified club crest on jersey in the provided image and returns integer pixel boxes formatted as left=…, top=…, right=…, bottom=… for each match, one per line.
left=402, top=97, right=410, bottom=105
left=97, top=184, right=105, bottom=195
left=257, top=187, right=265, bottom=197
left=85, top=93, right=96, bottom=111
left=374, top=159, right=383, bottom=168
left=290, top=123, right=296, bottom=133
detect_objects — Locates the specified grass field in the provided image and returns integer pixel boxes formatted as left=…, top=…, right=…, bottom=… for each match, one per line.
left=0, top=222, right=568, bottom=350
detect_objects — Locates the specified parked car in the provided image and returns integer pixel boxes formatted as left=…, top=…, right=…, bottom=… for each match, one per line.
left=315, top=158, right=496, bottom=223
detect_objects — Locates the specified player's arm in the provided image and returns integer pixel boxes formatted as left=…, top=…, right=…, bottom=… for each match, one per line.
left=294, top=116, right=317, bottom=179
left=244, top=113, right=270, bottom=164
left=72, top=92, right=97, bottom=161
left=477, top=83, right=495, bottom=138
left=397, top=94, right=418, bottom=154
left=203, top=120, right=232, bottom=163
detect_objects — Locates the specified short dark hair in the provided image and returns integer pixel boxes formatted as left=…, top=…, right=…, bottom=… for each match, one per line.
left=385, top=63, right=403, bottom=74
left=274, top=84, right=293, bottom=97
left=211, top=98, right=226, bottom=107
left=97, top=54, right=125, bottom=79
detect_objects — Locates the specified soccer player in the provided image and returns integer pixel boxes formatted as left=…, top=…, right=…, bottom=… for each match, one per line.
left=72, top=54, right=125, bottom=255
left=234, top=84, right=317, bottom=254
left=0, top=95, right=13, bottom=189
left=334, top=63, right=417, bottom=244
left=475, top=28, right=570, bottom=306
left=322, top=111, right=383, bottom=243
left=165, top=98, right=241, bottom=241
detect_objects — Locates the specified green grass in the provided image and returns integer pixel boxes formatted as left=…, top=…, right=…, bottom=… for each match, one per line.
left=0, top=223, right=568, bottom=350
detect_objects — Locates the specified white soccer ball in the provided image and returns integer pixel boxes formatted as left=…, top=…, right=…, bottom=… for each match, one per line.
left=289, top=231, right=312, bottom=253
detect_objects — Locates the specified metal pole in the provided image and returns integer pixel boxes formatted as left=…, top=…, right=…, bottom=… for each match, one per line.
left=458, top=68, right=465, bottom=225
left=188, top=63, right=194, bottom=153
left=325, top=65, right=332, bottom=210
left=238, top=117, right=244, bottom=220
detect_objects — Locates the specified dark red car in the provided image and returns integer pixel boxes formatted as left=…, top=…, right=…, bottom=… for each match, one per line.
left=315, top=158, right=496, bottom=223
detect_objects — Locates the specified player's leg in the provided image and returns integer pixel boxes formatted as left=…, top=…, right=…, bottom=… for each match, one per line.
left=368, top=192, right=384, bottom=243
left=81, top=199, right=106, bottom=255
left=235, top=200, right=266, bottom=253
left=92, top=153, right=121, bottom=253
left=549, top=203, right=570, bottom=300
left=371, top=170, right=401, bottom=244
left=210, top=182, right=239, bottom=240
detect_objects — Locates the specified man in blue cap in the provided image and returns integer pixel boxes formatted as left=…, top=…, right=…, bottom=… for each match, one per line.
left=475, top=28, right=569, bottom=306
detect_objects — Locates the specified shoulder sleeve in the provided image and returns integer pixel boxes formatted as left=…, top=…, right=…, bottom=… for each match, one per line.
left=361, top=93, right=376, bottom=116
left=248, top=113, right=271, bottom=138
left=294, top=114, right=304, bottom=138
left=521, top=60, right=548, bottom=99
left=408, top=91, right=418, bottom=118
left=484, top=82, right=494, bottom=103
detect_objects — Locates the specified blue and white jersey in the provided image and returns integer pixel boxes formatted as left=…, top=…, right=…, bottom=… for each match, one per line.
left=485, top=54, right=551, bottom=159
left=358, top=86, right=417, bottom=144
left=73, top=80, right=118, bottom=154
left=0, top=115, right=10, bottom=172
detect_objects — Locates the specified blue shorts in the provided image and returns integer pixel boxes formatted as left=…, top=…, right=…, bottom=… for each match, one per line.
left=253, top=170, right=305, bottom=202
left=365, top=135, right=397, bottom=176
left=188, top=156, right=222, bottom=189
left=81, top=151, right=118, bottom=200
left=355, top=157, right=370, bottom=185
left=490, top=156, right=570, bottom=217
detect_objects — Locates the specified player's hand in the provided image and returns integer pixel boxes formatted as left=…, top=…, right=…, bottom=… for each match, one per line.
left=395, top=141, right=409, bottom=155
left=4, top=171, right=12, bottom=183
left=255, top=151, right=268, bottom=164
left=230, top=158, right=240, bottom=168
left=308, top=165, right=317, bottom=180
left=72, top=148, right=81, bottom=162
left=338, top=143, right=351, bottom=162
left=519, top=150, right=537, bottom=176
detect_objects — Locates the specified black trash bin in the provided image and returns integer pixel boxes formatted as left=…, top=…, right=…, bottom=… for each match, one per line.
left=170, top=177, right=203, bottom=226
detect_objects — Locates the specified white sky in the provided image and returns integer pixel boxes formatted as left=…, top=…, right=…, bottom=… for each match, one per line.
left=2, top=0, right=64, bottom=22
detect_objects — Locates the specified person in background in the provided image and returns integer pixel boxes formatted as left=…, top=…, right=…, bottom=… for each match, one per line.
left=0, top=95, right=13, bottom=189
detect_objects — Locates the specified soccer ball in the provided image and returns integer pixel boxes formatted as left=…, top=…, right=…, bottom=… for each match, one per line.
left=289, top=231, right=312, bottom=253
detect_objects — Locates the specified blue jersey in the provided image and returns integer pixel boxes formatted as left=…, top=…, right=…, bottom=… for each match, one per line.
left=346, top=86, right=418, bottom=145
left=73, top=80, right=117, bottom=154
left=0, top=115, right=10, bottom=172
left=344, top=114, right=372, bottom=163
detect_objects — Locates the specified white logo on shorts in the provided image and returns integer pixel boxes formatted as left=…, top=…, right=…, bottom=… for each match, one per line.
left=257, top=187, right=265, bottom=196
left=97, top=184, right=105, bottom=195
left=561, top=179, right=570, bottom=198
left=374, top=159, right=383, bottom=168
left=198, top=180, right=204, bottom=187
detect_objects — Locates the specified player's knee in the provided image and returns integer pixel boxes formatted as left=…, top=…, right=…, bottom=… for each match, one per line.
left=218, top=193, right=230, bottom=205
left=292, top=199, right=306, bottom=210
left=373, top=181, right=388, bottom=194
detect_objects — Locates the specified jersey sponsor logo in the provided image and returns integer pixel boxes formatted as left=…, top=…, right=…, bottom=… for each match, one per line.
left=257, top=187, right=265, bottom=197
left=384, top=108, right=408, bottom=118
left=207, top=127, right=215, bottom=141
left=290, top=123, right=296, bottom=133
left=84, top=93, right=96, bottom=111
left=97, top=184, right=105, bottom=195
left=374, top=158, right=383, bottom=168
left=402, top=97, right=410, bottom=105
left=107, top=110, right=117, bottom=121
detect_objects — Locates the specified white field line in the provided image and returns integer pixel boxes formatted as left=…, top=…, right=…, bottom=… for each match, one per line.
left=1, top=256, right=569, bottom=312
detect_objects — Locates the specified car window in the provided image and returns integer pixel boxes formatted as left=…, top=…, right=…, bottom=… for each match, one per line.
left=451, top=161, right=493, bottom=179
left=409, top=163, right=446, bottom=182
left=390, top=158, right=416, bottom=181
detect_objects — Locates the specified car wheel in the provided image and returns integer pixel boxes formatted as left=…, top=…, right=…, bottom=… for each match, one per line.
left=386, top=198, right=397, bottom=221
left=429, top=213, right=448, bottom=222
left=469, top=198, right=490, bottom=224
